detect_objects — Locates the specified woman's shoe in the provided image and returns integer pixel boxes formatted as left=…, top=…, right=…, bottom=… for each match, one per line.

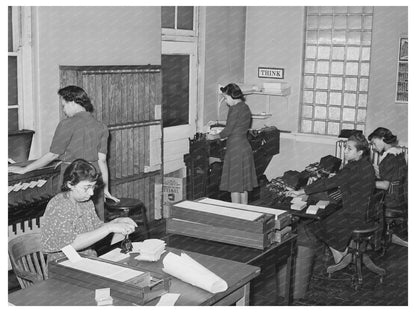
left=326, top=253, right=352, bottom=274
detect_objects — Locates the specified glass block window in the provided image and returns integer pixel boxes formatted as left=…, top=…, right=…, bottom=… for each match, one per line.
left=300, top=6, right=373, bottom=136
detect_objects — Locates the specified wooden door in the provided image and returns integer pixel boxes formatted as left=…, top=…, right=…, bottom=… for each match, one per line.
left=60, top=65, right=163, bottom=221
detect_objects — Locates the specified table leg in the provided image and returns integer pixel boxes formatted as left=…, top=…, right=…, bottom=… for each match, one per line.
left=236, top=283, right=250, bottom=306
left=284, top=240, right=296, bottom=305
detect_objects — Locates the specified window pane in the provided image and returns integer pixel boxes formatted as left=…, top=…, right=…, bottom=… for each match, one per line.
left=362, top=47, right=371, bottom=60
left=301, top=119, right=312, bottom=133
left=330, top=77, right=343, bottom=90
left=314, top=120, right=326, bottom=134
left=346, top=62, right=358, bottom=75
left=344, top=93, right=357, bottom=107
left=306, top=30, right=318, bottom=43
left=332, top=47, right=345, bottom=60
left=317, top=61, right=329, bottom=74
left=316, top=76, right=328, bottom=89
left=307, top=15, right=318, bottom=28
left=358, top=93, right=367, bottom=107
left=316, top=92, right=328, bottom=104
left=328, top=122, right=340, bottom=135
left=303, top=90, right=314, bottom=103
left=305, top=45, right=317, bottom=58
left=348, top=15, right=362, bottom=29
left=304, top=60, right=315, bottom=73
left=8, top=108, right=18, bottom=132
left=329, top=107, right=340, bottom=120
left=362, top=32, right=372, bottom=45
left=359, top=78, right=369, bottom=91
left=363, top=16, right=373, bottom=29
left=162, top=54, right=189, bottom=127
left=347, top=31, right=361, bottom=45
left=302, top=105, right=313, bottom=118
left=315, top=106, right=327, bottom=119
left=345, top=78, right=357, bottom=91
left=318, top=30, right=332, bottom=44
left=304, top=75, right=314, bottom=89
left=331, top=62, right=344, bottom=75
left=360, top=62, right=370, bottom=76
left=347, top=47, right=360, bottom=60
left=8, top=56, right=18, bottom=106
left=177, top=6, right=193, bottom=30
left=334, top=7, right=348, bottom=14
left=161, top=6, right=175, bottom=29
left=348, top=7, right=363, bottom=14
left=343, top=108, right=356, bottom=122
left=320, top=16, right=333, bottom=29
left=318, top=46, right=330, bottom=59
left=333, top=30, right=346, bottom=44
left=330, top=92, right=342, bottom=105
left=9, top=7, right=13, bottom=52
left=334, top=16, right=347, bottom=29
left=357, top=109, right=367, bottom=122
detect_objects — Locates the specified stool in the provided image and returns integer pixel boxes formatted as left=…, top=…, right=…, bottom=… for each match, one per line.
left=104, top=198, right=149, bottom=238
left=327, top=226, right=386, bottom=290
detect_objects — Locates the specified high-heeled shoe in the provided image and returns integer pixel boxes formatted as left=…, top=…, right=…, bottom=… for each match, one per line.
left=327, top=253, right=352, bottom=274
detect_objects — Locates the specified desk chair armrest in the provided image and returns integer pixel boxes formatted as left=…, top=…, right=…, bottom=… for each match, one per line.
left=13, top=268, right=43, bottom=284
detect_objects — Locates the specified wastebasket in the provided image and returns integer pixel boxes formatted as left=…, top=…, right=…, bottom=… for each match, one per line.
left=277, top=245, right=315, bottom=299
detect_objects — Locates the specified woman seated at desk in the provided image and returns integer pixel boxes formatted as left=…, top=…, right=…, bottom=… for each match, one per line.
left=291, top=133, right=375, bottom=265
left=41, top=159, right=137, bottom=262
left=368, top=127, right=408, bottom=247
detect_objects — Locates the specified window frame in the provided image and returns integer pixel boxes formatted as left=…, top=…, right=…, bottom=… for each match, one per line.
left=162, top=6, right=198, bottom=39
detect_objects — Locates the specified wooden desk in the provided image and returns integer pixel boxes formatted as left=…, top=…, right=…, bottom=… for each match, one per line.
left=8, top=248, right=259, bottom=306
left=165, top=233, right=297, bottom=305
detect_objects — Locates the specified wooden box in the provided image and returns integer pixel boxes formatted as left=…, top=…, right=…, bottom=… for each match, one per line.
left=166, top=200, right=276, bottom=249
left=48, top=255, right=170, bottom=305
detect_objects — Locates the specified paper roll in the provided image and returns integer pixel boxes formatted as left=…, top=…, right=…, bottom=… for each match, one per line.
left=162, top=252, right=228, bottom=294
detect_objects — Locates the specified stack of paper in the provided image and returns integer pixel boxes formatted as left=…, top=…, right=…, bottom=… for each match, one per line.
left=99, top=248, right=130, bottom=262
left=133, top=239, right=166, bottom=262
left=162, top=252, right=228, bottom=294
left=95, top=288, right=113, bottom=306
left=306, top=205, right=320, bottom=215
left=291, top=202, right=307, bottom=211
left=316, top=200, right=330, bottom=209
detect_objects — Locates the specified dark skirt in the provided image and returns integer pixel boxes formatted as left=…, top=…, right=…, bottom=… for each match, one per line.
left=220, top=136, right=258, bottom=193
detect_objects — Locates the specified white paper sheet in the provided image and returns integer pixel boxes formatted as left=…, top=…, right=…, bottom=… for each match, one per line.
left=156, top=293, right=180, bottom=306
left=61, top=245, right=82, bottom=263
left=162, top=252, right=228, bottom=294
left=111, top=233, right=125, bottom=245
left=198, top=198, right=288, bottom=220
left=99, top=248, right=130, bottom=262
left=306, top=205, right=320, bottom=215
left=316, top=200, right=330, bottom=209
left=60, top=258, right=143, bottom=282
left=174, top=200, right=262, bottom=221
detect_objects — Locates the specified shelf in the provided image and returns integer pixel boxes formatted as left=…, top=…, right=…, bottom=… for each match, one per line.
left=244, top=87, right=291, bottom=97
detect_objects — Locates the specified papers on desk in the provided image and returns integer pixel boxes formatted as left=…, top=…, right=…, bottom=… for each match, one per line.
left=162, top=252, right=228, bottom=294
left=61, top=245, right=144, bottom=282
left=133, top=239, right=166, bottom=261
left=306, top=205, right=320, bottom=215
left=156, top=293, right=180, bottom=306
left=291, top=201, right=307, bottom=211
left=316, top=200, right=330, bottom=209
left=99, top=248, right=130, bottom=262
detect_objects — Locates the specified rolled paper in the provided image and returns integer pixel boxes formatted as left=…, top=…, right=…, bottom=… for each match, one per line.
left=162, top=252, right=228, bottom=294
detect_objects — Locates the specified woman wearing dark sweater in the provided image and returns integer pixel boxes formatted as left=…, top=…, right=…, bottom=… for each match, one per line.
left=294, top=132, right=375, bottom=264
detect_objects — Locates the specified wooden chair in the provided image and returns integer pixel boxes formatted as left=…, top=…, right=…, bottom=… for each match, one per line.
left=327, top=191, right=386, bottom=289
left=8, top=233, right=48, bottom=289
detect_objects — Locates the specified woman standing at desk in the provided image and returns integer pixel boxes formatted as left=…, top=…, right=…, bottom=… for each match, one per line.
left=8, top=85, right=119, bottom=219
left=292, top=133, right=375, bottom=264
left=41, top=159, right=136, bottom=262
left=368, top=127, right=407, bottom=246
left=206, top=83, right=258, bottom=204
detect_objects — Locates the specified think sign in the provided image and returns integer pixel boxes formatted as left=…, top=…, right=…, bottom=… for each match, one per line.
left=258, top=67, right=284, bottom=79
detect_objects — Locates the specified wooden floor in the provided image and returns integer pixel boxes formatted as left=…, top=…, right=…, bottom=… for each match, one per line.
left=9, top=219, right=408, bottom=306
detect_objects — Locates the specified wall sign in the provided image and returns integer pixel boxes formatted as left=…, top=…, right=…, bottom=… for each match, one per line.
left=258, top=67, right=284, bottom=79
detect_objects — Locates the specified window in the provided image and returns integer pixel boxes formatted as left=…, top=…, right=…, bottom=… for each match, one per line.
left=395, top=37, right=408, bottom=103
left=8, top=6, right=33, bottom=132
left=8, top=6, right=19, bottom=132
left=300, top=6, right=374, bottom=136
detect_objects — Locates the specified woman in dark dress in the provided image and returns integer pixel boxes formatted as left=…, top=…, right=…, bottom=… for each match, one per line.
left=292, top=133, right=375, bottom=264
left=368, top=127, right=407, bottom=247
left=206, top=83, right=258, bottom=204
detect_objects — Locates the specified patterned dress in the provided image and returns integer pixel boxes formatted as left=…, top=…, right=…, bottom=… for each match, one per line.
left=41, top=192, right=104, bottom=262
left=219, top=101, right=258, bottom=193
left=305, top=157, right=375, bottom=251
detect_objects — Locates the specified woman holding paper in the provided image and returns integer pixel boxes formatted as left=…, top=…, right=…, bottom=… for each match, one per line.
left=41, top=159, right=137, bottom=262
left=206, top=83, right=258, bottom=204
left=291, top=133, right=375, bottom=265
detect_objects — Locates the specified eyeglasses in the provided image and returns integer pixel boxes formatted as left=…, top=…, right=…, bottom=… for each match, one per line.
left=76, top=184, right=97, bottom=193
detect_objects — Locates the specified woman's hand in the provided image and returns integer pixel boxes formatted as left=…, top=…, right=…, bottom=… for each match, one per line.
left=8, top=165, right=28, bottom=174
left=206, top=133, right=217, bottom=141
left=110, top=217, right=137, bottom=227
left=287, top=189, right=306, bottom=197
left=104, top=189, right=120, bottom=203
left=106, top=221, right=135, bottom=236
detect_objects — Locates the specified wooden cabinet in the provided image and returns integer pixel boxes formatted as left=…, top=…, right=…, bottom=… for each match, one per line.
left=59, top=65, right=163, bottom=221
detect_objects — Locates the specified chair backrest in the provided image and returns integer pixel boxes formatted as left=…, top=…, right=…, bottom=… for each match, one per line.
left=8, top=233, right=48, bottom=289
left=366, top=190, right=385, bottom=224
